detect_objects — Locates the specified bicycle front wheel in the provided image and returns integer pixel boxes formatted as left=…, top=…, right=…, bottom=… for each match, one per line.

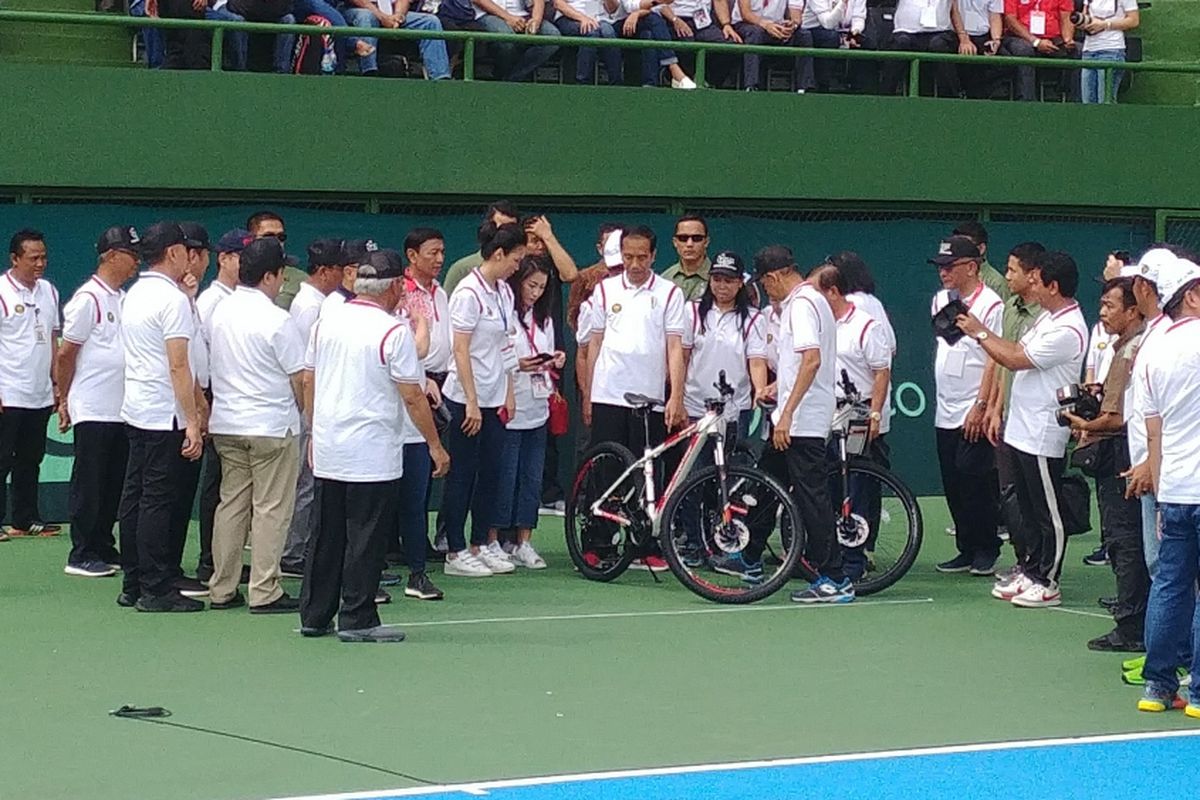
left=828, top=458, right=923, bottom=597
left=565, top=442, right=640, bottom=582
left=660, top=464, right=805, bottom=604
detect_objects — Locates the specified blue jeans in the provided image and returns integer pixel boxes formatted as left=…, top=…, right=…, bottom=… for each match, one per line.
left=627, top=12, right=678, bottom=86
left=396, top=442, right=432, bottom=573
left=129, top=0, right=165, bottom=68
left=1143, top=503, right=1199, bottom=703
left=341, top=7, right=451, bottom=78
left=493, top=425, right=548, bottom=530
left=555, top=17, right=622, bottom=85
left=478, top=16, right=559, bottom=81
left=1081, top=48, right=1125, bottom=104
left=440, top=399, right=508, bottom=550
left=1142, top=493, right=1160, bottom=577
left=206, top=8, right=296, bottom=73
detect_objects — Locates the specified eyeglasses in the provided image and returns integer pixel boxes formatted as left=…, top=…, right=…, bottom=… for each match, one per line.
left=674, top=234, right=707, bottom=243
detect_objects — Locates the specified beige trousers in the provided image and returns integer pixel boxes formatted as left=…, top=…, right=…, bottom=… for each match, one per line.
left=210, top=433, right=300, bottom=607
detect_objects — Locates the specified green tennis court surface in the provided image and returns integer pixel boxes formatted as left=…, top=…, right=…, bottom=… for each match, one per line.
left=1, top=500, right=1189, bottom=800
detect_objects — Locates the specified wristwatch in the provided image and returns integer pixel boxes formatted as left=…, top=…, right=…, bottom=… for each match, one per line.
left=974, top=330, right=990, bottom=342
left=869, top=411, right=882, bottom=422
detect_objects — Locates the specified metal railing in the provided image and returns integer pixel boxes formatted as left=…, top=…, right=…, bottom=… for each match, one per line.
left=4, top=9, right=1200, bottom=102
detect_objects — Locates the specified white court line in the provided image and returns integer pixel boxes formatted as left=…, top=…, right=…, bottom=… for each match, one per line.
left=1048, top=606, right=1113, bottom=621
left=267, top=728, right=1200, bottom=800
left=292, top=597, right=934, bottom=633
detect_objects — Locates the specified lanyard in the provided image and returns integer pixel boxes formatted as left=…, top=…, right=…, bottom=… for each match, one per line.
left=473, top=268, right=507, bottom=331
left=522, top=312, right=542, bottom=352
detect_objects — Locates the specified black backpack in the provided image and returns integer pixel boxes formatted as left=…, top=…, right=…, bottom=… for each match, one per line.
left=291, top=15, right=336, bottom=75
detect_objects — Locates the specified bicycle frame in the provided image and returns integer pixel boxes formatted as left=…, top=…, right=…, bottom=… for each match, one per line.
left=588, top=408, right=730, bottom=535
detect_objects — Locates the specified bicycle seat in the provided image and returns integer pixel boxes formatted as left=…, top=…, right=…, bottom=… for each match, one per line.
left=623, top=393, right=662, bottom=410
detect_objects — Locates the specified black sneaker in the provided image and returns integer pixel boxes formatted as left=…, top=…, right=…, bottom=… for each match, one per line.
left=405, top=572, right=444, bottom=601
left=969, top=556, right=998, bottom=577
left=1087, top=630, right=1145, bottom=653
left=337, top=625, right=406, bottom=643
left=249, top=593, right=300, bottom=614
left=379, top=572, right=402, bottom=587
left=116, top=591, right=139, bottom=608
left=936, top=554, right=974, bottom=573
left=135, top=592, right=205, bottom=613
left=300, top=622, right=334, bottom=638
left=1098, top=596, right=1118, bottom=613
left=173, top=576, right=210, bottom=598
left=279, top=562, right=305, bottom=579
left=210, top=591, right=246, bottom=610
left=375, top=588, right=392, bottom=605
left=1083, top=545, right=1109, bottom=566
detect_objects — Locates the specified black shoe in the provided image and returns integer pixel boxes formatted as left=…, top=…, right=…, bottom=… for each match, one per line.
left=249, top=593, right=300, bottom=614
left=135, top=592, right=205, bottom=613
left=117, top=592, right=139, bottom=608
left=1087, top=630, right=1145, bottom=653
left=300, top=622, right=335, bottom=638
left=936, top=554, right=974, bottom=573
left=969, top=556, right=998, bottom=577
left=379, top=572, right=402, bottom=587
left=425, top=543, right=446, bottom=563
left=173, top=576, right=210, bottom=598
left=195, top=565, right=214, bottom=584
left=375, top=588, right=392, bottom=605
left=280, top=562, right=305, bottom=579
left=1098, top=596, right=1119, bottom=612
left=1083, top=545, right=1109, bottom=566
left=337, top=625, right=406, bottom=643
left=210, top=591, right=246, bottom=610
left=405, top=571, right=444, bottom=601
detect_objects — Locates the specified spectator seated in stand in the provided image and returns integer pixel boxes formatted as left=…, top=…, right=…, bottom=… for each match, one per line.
left=473, top=0, right=561, bottom=82
left=617, top=0, right=698, bottom=88
left=802, top=0, right=868, bottom=92
left=952, top=0, right=1004, bottom=98
left=340, top=0, right=452, bottom=78
left=1000, top=0, right=1081, bottom=101
left=206, top=0, right=297, bottom=74
left=881, top=0, right=959, bottom=96
left=554, top=0, right=625, bottom=85
left=657, top=0, right=741, bottom=88
left=732, top=0, right=815, bottom=93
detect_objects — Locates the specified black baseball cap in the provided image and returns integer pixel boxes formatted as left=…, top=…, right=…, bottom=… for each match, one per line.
left=241, top=237, right=288, bottom=274
left=96, top=225, right=141, bottom=256
left=344, top=239, right=375, bottom=266
left=929, top=236, right=981, bottom=267
left=179, top=222, right=211, bottom=251
left=216, top=228, right=253, bottom=254
left=307, top=238, right=349, bottom=269
left=752, top=245, right=795, bottom=278
left=710, top=250, right=744, bottom=278
left=139, top=221, right=208, bottom=254
left=357, top=248, right=405, bottom=280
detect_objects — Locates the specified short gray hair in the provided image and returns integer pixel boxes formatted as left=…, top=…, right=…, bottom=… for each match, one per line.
left=353, top=276, right=395, bottom=296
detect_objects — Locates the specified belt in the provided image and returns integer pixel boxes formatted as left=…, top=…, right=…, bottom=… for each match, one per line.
left=426, top=371, right=449, bottom=387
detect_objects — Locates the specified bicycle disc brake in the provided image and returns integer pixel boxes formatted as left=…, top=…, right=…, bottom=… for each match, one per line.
left=837, top=513, right=870, bottom=548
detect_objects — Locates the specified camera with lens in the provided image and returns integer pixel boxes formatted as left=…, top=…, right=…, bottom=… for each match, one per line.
left=1056, top=384, right=1103, bottom=427
left=1069, top=0, right=1092, bottom=26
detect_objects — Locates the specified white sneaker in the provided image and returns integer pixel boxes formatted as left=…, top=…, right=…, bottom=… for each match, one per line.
left=511, top=542, right=547, bottom=570
left=671, top=76, right=697, bottom=90
left=1011, top=580, right=1062, bottom=608
left=476, top=546, right=516, bottom=574
left=444, top=549, right=493, bottom=578
left=486, top=541, right=514, bottom=563
left=501, top=541, right=518, bottom=556
left=991, top=573, right=1031, bottom=601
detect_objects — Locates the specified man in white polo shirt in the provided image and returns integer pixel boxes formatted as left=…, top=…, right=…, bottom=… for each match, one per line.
left=56, top=226, right=140, bottom=575
left=1138, top=258, right=1200, bottom=716
left=929, top=235, right=1006, bottom=577
left=207, top=238, right=307, bottom=615
left=117, top=222, right=207, bottom=613
left=318, top=239, right=369, bottom=318
left=279, top=237, right=354, bottom=578
left=0, top=229, right=61, bottom=541
left=958, top=250, right=1088, bottom=608
left=300, top=251, right=449, bottom=643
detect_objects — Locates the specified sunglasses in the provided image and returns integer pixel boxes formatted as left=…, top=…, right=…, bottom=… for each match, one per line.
left=674, top=234, right=707, bottom=243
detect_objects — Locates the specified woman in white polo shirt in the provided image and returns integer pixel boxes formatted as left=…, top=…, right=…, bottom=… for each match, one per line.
left=487, top=258, right=566, bottom=570
left=440, top=222, right=526, bottom=578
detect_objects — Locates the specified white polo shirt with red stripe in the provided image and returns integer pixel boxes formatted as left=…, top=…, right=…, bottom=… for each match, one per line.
left=835, top=304, right=894, bottom=435
left=772, top=282, right=837, bottom=439
left=443, top=268, right=517, bottom=410
left=61, top=275, right=124, bottom=424
left=404, top=272, right=451, bottom=375
left=933, top=283, right=1004, bottom=429
left=1141, top=316, right=1200, bottom=504
left=305, top=298, right=423, bottom=482
left=1086, top=321, right=1116, bottom=383
left=588, top=272, right=687, bottom=408
left=1125, top=313, right=1168, bottom=467
left=681, top=302, right=767, bottom=421
left=289, top=280, right=326, bottom=348
left=120, top=271, right=195, bottom=431
left=0, top=270, right=59, bottom=409
left=763, top=305, right=781, bottom=373
left=1004, top=301, right=1089, bottom=458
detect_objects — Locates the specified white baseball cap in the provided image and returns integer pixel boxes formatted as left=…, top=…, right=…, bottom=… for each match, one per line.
left=602, top=229, right=623, bottom=268
left=1119, top=247, right=1177, bottom=285
left=1157, top=258, right=1200, bottom=311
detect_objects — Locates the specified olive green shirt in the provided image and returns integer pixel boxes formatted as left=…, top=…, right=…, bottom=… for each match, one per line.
left=661, top=257, right=711, bottom=302
left=442, top=250, right=484, bottom=296
left=979, top=258, right=1011, bottom=301
left=999, top=293, right=1042, bottom=404
left=274, top=265, right=310, bottom=311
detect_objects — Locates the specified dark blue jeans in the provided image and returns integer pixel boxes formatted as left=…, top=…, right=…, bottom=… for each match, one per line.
left=494, top=425, right=548, bottom=530
left=439, top=399, right=507, bottom=550
left=627, top=12, right=678, bottom=86
left=1143, top=502, right=1199, bottom=702
left=555, top=17, right=623, bottom=84
left=396, top=442, right=432, bottom=573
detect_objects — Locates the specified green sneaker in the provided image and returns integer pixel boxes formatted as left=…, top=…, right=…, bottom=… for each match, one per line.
left=1123, top=655, right=1146, bottom=672
left=1122, top=665, right=1145, bottom=686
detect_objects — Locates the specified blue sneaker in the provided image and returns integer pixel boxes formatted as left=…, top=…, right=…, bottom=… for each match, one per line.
left=709, top=553, right=764, bottom=585
left=791, top=577, right=855, bottom=604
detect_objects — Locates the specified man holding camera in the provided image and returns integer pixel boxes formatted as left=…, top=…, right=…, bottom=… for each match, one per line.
left=1061, top=277, right=1148, bottom=650
left=957, top=250, right=1087, bottom=608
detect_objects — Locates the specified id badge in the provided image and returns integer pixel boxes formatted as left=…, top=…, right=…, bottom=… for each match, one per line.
left=531, top=373, right=552, bottom=400
left=1028, top=10, right=1046, bottom=35
left=945, top=348, right=967, bottom=379
left=693, top=6, right=711, bottom=28
left=34, top=322, right=47, bottom=344
left=919, top=3, right=938, bottom=27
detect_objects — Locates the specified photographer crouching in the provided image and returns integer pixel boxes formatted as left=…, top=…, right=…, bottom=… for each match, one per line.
left=1060, top=277, right=1149, bottom=651
left=955, top=250, right=1088, bottom=608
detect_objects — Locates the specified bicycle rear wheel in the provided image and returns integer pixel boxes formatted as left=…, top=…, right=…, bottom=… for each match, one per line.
left=660, top=464, right=805, bottom=604
left=565, top=442, right=640, bottom=582
left=828, top=458, right=923, bottom=596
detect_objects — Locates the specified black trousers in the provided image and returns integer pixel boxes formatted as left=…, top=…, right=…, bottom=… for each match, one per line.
left=169, top=448, right=203, bottom=579
left=755, top=437, right=842, bottom=581
left=68, top=421, right=128, bottom=565
left=996, top=441, right=1024, bottom=560
left=881, top=30, right=958, bottom=95
left=119, top=426, right=188, bottom=598
left=301, top=477, right=399, bottom=632
left=1000, top=36, right=1082, bottom=102
left=591, top=403, right=666, bottom=464
left=0, top=405, right=52, bottom=529
left=1010, top=447, right=1067, bottom=586
left=158, top=0, right=208, bottom=70
left=1096, top=447, right=1149, bottom=638
left=197, top=437, right=221, bottom=573
left=936, top=427, right=1000, bottom=561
